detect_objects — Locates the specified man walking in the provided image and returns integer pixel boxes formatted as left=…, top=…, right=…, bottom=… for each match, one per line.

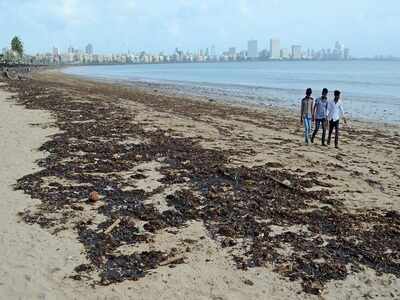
left=300, top=88, right=314, bottom=145
left=327, top=90, right=347, bottom=148
left=311, top=88, right=329, bottom=145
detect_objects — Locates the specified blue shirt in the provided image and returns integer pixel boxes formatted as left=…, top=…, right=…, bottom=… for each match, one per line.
left=314, top=97, right=328, bottom=119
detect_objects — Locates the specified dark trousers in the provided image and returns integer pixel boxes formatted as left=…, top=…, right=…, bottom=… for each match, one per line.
left=311, top=118, right=326, bottom=145
left=328, top=120, right=340, bottom=147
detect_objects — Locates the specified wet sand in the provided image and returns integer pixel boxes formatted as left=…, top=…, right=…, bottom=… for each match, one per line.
left=0, top=71, right=399, bottom=300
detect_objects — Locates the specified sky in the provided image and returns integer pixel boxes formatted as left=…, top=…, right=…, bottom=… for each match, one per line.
left=1, top=0, right=399, bottom=57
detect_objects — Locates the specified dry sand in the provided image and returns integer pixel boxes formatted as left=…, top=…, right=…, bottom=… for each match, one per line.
left=0, top=73, right=399, bottom=300
left=0, top=83, right=83, bottom=299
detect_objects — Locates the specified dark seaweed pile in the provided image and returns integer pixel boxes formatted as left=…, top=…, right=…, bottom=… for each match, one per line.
left=5, top=78, right=400, bottom=295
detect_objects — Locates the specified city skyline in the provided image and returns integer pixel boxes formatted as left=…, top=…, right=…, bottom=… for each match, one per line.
left=8, top=38, right=358, bottom=65
left=7, top=36, right=399, bottom=66
left=1, top=36, right=393, bottom=60
left=5, top=36, right=399, bottom=66
left=3, top=37, right=353, bottom=57
left=0, top=0, right=400, bottom=57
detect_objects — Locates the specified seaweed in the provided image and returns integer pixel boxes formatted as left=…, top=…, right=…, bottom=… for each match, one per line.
left=6, top=78, right=400, bottom=294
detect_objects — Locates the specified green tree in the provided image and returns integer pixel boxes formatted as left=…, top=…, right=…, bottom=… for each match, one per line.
left=11, top=36, right=24, bottom=57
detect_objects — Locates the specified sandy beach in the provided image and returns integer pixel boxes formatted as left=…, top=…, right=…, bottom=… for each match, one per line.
left=0, top=70, right=399, bottom=300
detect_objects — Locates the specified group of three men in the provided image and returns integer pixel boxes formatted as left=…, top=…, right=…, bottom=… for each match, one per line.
left=300, top=88, right=347, bottom=148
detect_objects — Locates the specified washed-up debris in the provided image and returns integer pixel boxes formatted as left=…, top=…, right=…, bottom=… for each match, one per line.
left=100, top=251, right=166, bottom=285
left=103, top=218, right=121, bottom=235
left=89, top=191, right=100, bottom=203
left=6, top=78, right=400, bottom=294
left=243, top=279, right=254, bottom=286
left=74, top=264, right=94, bottom=273
left=159, top=255, right=187, bottom=266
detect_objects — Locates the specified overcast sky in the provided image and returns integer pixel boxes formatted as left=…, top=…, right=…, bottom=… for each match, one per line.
left=1, top=0, right=399, bottom=56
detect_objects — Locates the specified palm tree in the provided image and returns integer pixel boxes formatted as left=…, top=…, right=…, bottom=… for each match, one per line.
left=11, top=36, right=24, bottom=57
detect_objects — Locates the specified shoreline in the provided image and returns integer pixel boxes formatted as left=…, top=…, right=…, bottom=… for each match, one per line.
left=59, top=68, right=400, bottom=132
left=0, top=71, right=399, bottom=299
left=60, top=66, right=400, bottom=126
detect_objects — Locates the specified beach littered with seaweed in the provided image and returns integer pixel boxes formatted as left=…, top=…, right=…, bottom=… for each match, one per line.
left=0, top=70, right=400, bottom=300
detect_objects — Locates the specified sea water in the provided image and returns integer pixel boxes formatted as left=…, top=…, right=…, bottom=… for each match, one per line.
left=64, top=60, right=400, bottom=124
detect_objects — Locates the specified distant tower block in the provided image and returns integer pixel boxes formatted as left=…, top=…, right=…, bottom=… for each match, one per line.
left=270, top=38, right=281, bottom=59
left=247, top=40, right=258, bottom=59
left=291, top=45, right=302, bottom=60
left=85, top=43, right=94, bottom=55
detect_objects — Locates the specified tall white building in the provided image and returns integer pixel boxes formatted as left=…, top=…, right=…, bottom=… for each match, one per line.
left=247, top=40, right=258, bottom=59
left=269, top=38, right=280, bottom=59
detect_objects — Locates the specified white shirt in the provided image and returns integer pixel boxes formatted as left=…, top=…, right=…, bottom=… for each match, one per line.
left=327, top=100, right=345, bottom=122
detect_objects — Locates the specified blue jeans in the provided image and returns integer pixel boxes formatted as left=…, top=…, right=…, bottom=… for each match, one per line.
left=312, top=118, right=327, bottom=145
left=303, top=117, right=312, bottom=144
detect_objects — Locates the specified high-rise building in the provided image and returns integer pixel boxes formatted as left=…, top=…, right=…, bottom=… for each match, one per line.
left=260, top=49, right=269, bottom=58
left=280, top=48, right=290, bottom=59
left=304, top=48, right=313, bottom=60
left=334, top=41, right=344, bottom=59
left=269, top=38, right=280, bottom=59
left=52, top=47, right=59, bottom=56
left=85, top=44, right=94, bottom=55
left=210, top=45, right=216, bottom=57
left=334, top=41, right=343, bottom=52
left=247, top=40, right=258, bottom=59
left=344, top=48, right=350, bottom=60
left=291, top=45, right=302, bottom=59
left=326, top=49, right=331, bottom=59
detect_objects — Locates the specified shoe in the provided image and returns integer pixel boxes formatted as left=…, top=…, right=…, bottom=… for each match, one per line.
left=335, top=145, right=339, bottom=149
left=322, top=143, right=326, bottom=146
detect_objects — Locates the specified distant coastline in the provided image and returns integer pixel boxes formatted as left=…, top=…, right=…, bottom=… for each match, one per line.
left=3, top=57, right=400, bottom=70
left=53, top=57, right=400, bottom=68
